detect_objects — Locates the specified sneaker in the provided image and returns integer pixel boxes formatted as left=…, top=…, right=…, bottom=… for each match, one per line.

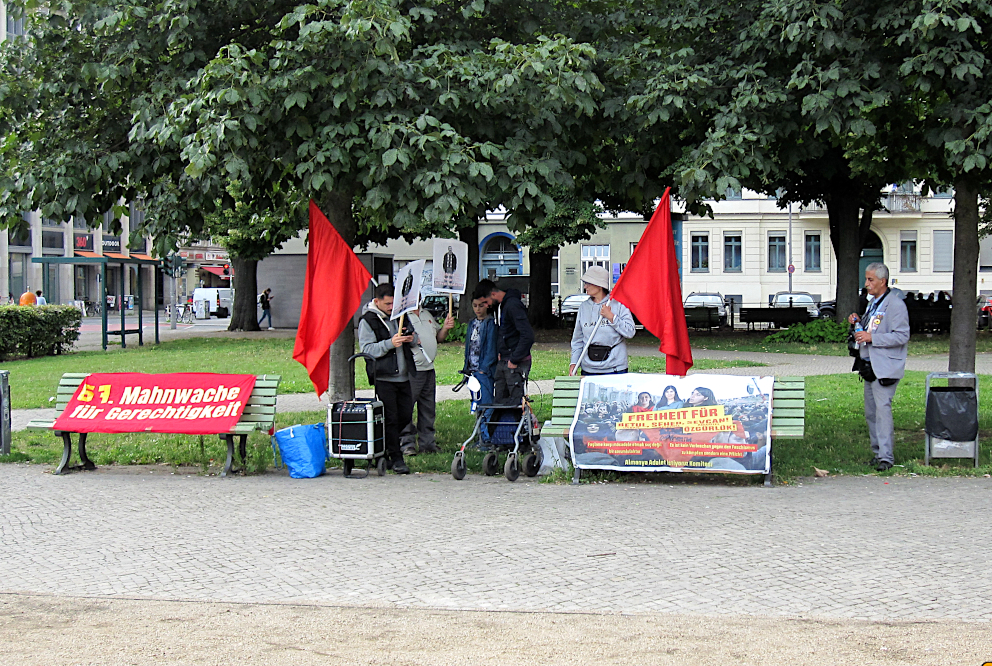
left=875, top=460, right=893, bottom=472
left=267, top=327, right=275, bottom=331
left=392, top=460, right=411, bottom=474
left=420, top=444, right=440, bottom=454
left=401, top=446, right=418, bottom=457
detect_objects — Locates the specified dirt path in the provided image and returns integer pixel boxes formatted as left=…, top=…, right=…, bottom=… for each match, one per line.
left=1, top=594, right=989, bottom=666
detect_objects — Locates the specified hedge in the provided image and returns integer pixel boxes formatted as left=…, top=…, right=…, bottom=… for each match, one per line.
left=0, top=305, right=82, bottom=361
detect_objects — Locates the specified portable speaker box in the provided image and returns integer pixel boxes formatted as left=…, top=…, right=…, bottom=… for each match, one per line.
left=328, top=399, right=385, bottom=460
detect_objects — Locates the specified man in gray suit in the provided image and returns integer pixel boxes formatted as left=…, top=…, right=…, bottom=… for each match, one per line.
left=848, top=263, right=910, bottom=471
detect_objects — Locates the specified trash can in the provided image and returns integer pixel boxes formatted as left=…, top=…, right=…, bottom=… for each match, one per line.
left=195, top=299, right=209, bottom=320
left=0, top=370, right=11, bottom=456
left=925, top=372, right=979, bottom=467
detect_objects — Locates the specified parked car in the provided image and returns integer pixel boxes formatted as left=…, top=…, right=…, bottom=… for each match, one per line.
left=421, top=294, right=458, bottom=321
left=683, top=292, right=727, bottom=327
left=769, top=291, right=819, bottom=319
left=978, top=295, right=992, bottom=329
left=558, top=293, right=591, bottom=324
left=191, top=287, right=233, bottom=318
left=817, top=299, right=836, bottom=319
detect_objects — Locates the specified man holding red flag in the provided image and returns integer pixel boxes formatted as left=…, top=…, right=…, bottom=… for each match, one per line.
left=611, top=188, right=694, bottom=375
left=293, top=200, right=371, bottom=397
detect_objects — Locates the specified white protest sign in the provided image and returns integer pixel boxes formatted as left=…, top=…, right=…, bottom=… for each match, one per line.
left=391, top=259, right=425, bottom=320
left=432, top=239, right=468, bottom=294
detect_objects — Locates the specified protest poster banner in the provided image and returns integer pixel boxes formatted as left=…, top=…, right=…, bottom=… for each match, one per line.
left=432, top=239, right=468, bottom=294
left=391, top=259, right=425, bottom=319
left=52, top=373, right=257, bottom=435
left=568, top=373, right=773, bottom=474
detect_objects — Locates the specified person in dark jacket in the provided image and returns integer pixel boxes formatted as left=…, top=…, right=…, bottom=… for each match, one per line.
left=487, top=284, right=534, bottom=406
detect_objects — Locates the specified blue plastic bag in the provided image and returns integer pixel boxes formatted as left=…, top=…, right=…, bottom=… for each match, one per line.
left=273, top=424, right=327, bottom=478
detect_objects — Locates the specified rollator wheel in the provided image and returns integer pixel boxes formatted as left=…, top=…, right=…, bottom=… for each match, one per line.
left=504, top=454, right=519, bottom=482
left=483, top=452, right=500, bottom=476
left=342, top=459, right=354, bottom=477
left=451, top=453, right=467, bottom=480
left=376, top=457, right=387, bottom=476
left=523, top=453, right=540, bottom=477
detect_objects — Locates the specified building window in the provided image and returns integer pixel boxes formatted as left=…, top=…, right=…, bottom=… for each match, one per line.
left=724, top=187, right=742, bottom=200
left=690, top=234, right=709, bottom=272
left=581, top=244, right=610, bottom=274
left=933, top=230, right=953, bottom=272
left=805, top=233, right=821, bottom=272
left=768, top=234, right=787, bottom=272
left=6, top=227, right=31, bottom=249
left=42, top=230, right=64, bottom=251
left=6, top=15, right=26, bottom=40
left=723, top=233, right=742, bottom=272
left=900, top=230, right=918, bottom=272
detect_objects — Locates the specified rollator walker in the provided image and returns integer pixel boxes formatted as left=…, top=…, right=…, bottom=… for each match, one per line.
left=450, top=373, right=541, bottom=482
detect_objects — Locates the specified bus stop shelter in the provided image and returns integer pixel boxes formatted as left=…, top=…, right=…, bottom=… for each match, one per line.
left=31, top=253, right=163, bottom=350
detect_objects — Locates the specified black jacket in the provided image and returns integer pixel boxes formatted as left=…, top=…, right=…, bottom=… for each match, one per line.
left=496, top=288, right=534, bottom=365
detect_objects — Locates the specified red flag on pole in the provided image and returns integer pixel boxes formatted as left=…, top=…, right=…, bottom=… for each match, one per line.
left=293, top=200, right=371, bottom=397
left=611, top=188, right=693, bottom=375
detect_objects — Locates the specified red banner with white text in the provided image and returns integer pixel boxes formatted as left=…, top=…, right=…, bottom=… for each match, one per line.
left=53, top=373, right=257, bottom=435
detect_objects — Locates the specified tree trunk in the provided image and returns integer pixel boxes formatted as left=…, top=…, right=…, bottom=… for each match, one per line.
left=528, top=249, right=556, bottom=329
left=322, top=191, right=359, bottom=402
left=949, top=180, right=979, bottom=373
left=457, top=222, right=480, bottom=323
left=827, top=195, right=872, bottom=323
left=227, top=257, right=259, bottom=331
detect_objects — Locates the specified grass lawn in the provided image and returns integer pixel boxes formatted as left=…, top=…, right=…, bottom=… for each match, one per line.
left=4, top=371, right=989, bottom=483
left=0, top=338, right=763, bottom=410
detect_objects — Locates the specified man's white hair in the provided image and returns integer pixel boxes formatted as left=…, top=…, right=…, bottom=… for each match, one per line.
left=865, top=262, right=889, bottom=282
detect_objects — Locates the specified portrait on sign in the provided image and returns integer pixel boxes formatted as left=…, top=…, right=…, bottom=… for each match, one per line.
left=432, top=239, right=468, bottom=294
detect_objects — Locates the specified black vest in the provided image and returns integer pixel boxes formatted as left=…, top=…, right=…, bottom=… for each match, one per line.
left=360, top=310, right=415, bottom=384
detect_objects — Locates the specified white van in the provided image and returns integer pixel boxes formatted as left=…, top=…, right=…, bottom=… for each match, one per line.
left=192, top=288, right=234, bottom=318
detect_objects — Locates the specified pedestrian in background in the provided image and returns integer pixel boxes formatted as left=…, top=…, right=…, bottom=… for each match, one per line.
left=400, top=301, right=455, bottom=456
left=35, top=290, right=47, bottom=306
left=257, top=288, right=274, bottom=329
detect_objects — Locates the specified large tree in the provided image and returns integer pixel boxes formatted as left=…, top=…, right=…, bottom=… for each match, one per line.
left=880, top=0, right=992, bottom=372
left=623, top=0, right=912, bottom=322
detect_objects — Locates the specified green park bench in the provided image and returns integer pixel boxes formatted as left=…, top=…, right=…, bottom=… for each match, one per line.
left=541, top=375, right=805, bottom=487
left=26, top=373, right=281, bottom=477
left=739, top=307, right=810, bottom=330
left=683, top=306, right=721, bottom=331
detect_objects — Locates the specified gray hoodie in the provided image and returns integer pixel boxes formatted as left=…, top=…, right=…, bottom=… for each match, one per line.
left=357, top=301, right=418, bottom=382
left=569, top=296, right=636, bottom=373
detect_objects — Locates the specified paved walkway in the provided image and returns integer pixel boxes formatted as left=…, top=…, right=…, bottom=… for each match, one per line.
left=1, top=465, right=990, bottom=621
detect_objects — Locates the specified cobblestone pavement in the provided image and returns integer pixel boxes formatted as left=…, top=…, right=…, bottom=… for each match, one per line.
left=2, top=465, right=990, bottom=621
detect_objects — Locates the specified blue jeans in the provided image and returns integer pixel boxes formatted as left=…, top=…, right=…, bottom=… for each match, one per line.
left=258, top=309, right=272, bottom=327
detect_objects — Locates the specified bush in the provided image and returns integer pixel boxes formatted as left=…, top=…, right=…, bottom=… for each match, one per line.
left=0, top=305, right=82, bottom=360
left=764, top=318, right=848, bottom=344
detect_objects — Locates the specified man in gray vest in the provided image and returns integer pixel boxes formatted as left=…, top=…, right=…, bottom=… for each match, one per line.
left=358, top=283, right=415, bottom=474
left=848, top=263, right=910, bottom=471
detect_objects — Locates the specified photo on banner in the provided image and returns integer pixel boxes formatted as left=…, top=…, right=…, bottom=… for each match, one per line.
left=568, top=373, right=774, bottom=474
left=391, top=259, right=425, bottom=320
left=432, top=239, right=468, bottom=294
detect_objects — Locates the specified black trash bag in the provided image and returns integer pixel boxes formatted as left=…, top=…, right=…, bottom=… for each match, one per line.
left=925, top=387, right=978, bottom=441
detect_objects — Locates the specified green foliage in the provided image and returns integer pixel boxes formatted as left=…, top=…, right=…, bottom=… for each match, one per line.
left=442, top=319, right=468, bottom=344
left=0, top=305, right=81, bottom=360
left=764, top=319, right=848, bottom=344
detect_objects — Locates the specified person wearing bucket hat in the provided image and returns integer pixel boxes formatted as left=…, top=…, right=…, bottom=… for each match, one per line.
left=569, top=266, right=636, bottom=375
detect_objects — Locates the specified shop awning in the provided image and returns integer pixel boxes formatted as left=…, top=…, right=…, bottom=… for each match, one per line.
left=200, top=265, right=231, bottom=278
